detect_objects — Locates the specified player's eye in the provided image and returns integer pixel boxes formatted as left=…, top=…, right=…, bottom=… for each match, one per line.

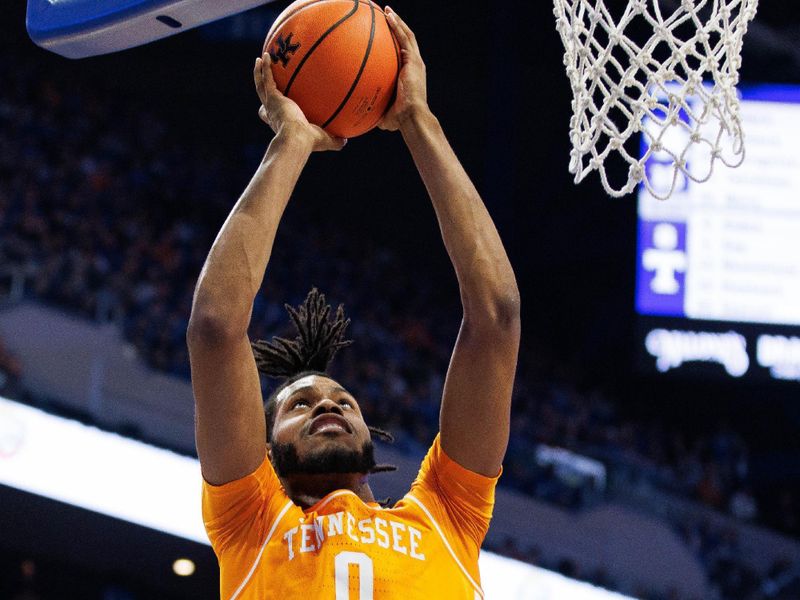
left=291, top=399, right=309, bottom=409
left=338, top=398, right=353, bottom=409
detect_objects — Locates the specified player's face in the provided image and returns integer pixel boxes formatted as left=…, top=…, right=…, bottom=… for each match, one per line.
left=270, top=375, right=372, bottom=473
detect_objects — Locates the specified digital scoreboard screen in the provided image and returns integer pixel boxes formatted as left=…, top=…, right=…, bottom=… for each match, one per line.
left=635, top=85, right=800, bottom=382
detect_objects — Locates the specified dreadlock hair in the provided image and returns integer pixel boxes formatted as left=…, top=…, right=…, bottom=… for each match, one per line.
left=252, top=288, right=397, bottom=478
left=252, top=287, right=353, bottom=378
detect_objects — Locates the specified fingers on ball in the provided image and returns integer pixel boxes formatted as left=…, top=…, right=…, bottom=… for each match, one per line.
left=385, top=7, right=416, bottom=48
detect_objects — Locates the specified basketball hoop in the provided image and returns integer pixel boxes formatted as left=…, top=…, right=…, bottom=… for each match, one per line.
left=552, top=0, right=759, bottom=199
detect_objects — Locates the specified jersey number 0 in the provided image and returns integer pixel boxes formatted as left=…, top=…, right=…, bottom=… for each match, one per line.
left=335, top=551, right=373, bottom=599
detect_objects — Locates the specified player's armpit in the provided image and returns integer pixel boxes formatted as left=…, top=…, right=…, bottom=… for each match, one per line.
left=188, top=318, right=268, bottom=487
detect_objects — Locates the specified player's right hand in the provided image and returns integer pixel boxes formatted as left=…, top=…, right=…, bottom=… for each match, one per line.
left=378, top=6, right=429, bottom=132
left=254, top=54, right=347, bottom=152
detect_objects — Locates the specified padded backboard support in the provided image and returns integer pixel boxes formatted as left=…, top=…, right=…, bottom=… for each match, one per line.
left=27, top=0, right=275, bottom=59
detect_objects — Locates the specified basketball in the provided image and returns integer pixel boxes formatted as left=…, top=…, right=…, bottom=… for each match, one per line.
left=263, top=0, right=400, bottom=138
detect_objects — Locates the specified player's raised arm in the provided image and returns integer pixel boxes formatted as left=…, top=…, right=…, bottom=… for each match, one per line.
left=380, top=7, right=520, bottom=478
left=187, top=57, right=346, bottom=486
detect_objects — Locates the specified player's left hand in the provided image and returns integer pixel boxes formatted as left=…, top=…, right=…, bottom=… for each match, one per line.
left=378, top=6, right=429, bottom=132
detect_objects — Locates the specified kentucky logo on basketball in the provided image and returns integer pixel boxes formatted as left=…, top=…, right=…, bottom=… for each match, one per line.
left=269, top=33, right=301, bottom=67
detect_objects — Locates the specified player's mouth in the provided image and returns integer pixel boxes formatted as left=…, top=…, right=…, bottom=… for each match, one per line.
left=308, top=414, right=351, bottom=435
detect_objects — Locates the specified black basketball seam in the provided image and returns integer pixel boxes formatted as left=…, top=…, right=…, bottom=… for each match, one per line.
left=391, top=14, right=400, bottom=80
left=383, top=17, right=400, bottom=125
left=268, top=0, right=378, bottom=39
left=283, top=0, right=360, bottom=97
left=321, top=0, right=376, bottom=129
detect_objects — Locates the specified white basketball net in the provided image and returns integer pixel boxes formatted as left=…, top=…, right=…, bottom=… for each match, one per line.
left=553, top=0, right=759, bottom=199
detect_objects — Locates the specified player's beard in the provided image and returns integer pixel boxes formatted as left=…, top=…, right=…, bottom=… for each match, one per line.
left=270, top=439, right=376, bottom=477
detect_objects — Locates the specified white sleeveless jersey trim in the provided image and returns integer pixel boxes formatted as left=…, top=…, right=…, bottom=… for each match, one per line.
left=229, top=500, right=293, bottom=600
left=313, top=489, right=384, bottom=511
left=311, top=489, right=359, bottom=513
left=405, top=494, right=484, bottom=599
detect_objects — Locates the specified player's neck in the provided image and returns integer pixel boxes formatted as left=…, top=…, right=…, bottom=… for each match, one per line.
left=280, top=472, right=375, bottom=509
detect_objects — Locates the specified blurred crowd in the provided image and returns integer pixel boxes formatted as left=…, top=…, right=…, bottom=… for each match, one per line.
left=485, top=533, right=800, bottom=600
left=1, top=555, right=160, bottom=600
left=1, top=52, right=798, bottom=600
left=0, top=333, right=21, bottom=397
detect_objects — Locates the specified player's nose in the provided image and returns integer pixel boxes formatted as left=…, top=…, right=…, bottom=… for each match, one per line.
left=311, top=398, right=344, bottom=418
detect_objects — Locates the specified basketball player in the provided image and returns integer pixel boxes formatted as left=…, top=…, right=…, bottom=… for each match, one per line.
left=187, top=7, right=520, bottom=599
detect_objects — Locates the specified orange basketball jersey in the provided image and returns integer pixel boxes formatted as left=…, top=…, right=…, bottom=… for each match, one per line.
left=202, top=434, right=500, bottom=599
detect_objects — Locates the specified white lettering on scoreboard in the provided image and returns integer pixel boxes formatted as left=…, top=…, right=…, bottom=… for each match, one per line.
left=645, top=329, right=749, bottom=376
left=756, top=335, right=800, bottom=381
